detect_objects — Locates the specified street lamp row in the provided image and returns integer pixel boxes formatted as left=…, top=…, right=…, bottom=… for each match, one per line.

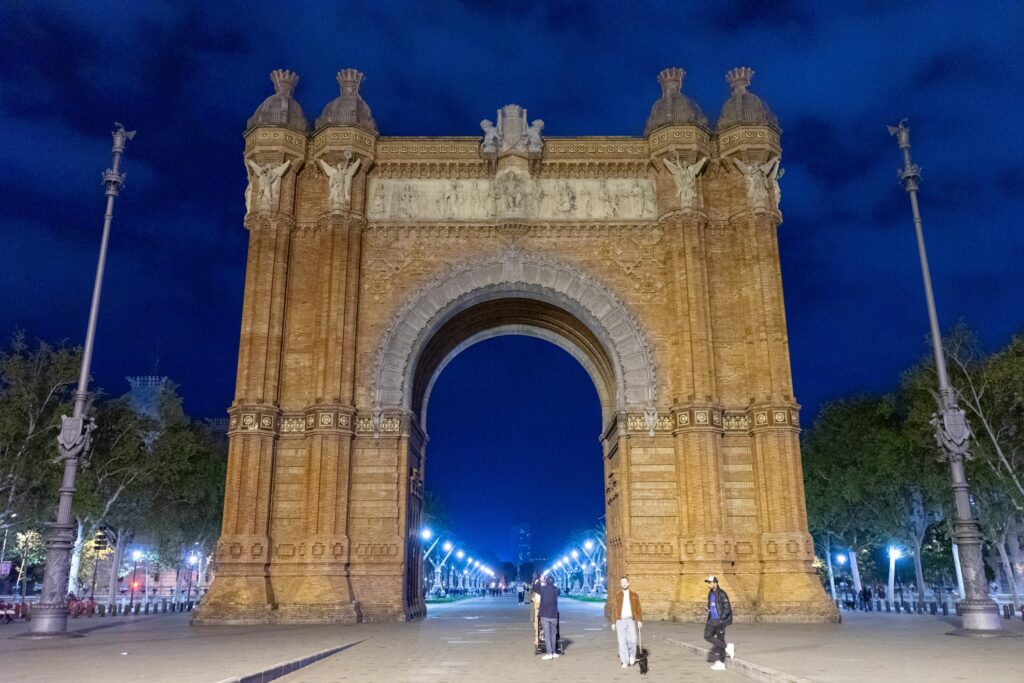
left=420, top=527, right=494, bottom=597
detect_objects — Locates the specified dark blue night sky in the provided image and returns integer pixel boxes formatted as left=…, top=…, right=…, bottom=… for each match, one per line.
left=2, top=2, right=1022, bottom=561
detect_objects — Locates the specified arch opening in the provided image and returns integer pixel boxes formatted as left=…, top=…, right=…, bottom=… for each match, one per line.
left=414, top=298, right=617, bottom=430
left=413, top=332, right=608, bottom=611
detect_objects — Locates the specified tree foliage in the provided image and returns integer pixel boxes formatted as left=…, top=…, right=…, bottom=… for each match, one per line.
left=803, top=324, right=1024, bottom=597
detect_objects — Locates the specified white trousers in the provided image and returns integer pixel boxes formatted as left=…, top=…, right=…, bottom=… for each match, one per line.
left=616, top=618, right=637, bottom=663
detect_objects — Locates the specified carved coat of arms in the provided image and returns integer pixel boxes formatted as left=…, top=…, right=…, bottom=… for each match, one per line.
left=481, top=104, right=543, bottom=157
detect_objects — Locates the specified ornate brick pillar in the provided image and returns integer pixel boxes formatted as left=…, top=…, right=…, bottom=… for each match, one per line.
left=268, top=124, right=374, bottom=622
left=196, top=125, right=305, bottom=623
left=724, top=128, right=836, bottom=621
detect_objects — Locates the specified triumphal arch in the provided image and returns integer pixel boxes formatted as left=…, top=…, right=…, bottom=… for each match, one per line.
left=194, top=66, right=837, bottom=625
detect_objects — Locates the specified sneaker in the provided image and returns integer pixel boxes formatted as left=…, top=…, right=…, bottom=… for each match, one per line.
left=621, top=663, right=628, bottom=668
left=552, top=653, right=560, bottom=658
left=542, top=654, right=553, bottom=660
left=629, top=657, right=636, bottom=665
left=711, top=661, right=727, bottom=671
left=726, top=643, right=735, bottom=659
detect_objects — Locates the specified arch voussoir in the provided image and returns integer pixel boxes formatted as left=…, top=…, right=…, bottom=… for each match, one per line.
left=371, top=250, right=658, bottom=417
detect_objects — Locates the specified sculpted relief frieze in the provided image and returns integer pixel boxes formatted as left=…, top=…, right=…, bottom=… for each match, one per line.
left=366, top=172, right=657, bottom=223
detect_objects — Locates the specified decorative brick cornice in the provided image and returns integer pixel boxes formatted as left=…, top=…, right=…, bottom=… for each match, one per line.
left=243, top=212, right=296, bottom=233
left=228, top=404, right=281, bottom=435
left=244, top=127, right=309, bottom=155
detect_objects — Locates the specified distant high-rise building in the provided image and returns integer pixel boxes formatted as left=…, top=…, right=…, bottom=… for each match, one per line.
left=510, top=524, right=531, bottom=579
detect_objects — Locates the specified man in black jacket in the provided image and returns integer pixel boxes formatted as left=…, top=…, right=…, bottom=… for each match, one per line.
left=704, top=575, right=734, bottom=671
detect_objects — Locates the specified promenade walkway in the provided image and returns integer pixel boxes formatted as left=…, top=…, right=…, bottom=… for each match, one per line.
left=2, top=596, right=1022, bottom=681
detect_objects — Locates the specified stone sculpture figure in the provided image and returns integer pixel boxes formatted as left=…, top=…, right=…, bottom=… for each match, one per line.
left=663, top=154, right=706, bottom=209
left=557, top=183, right=575, bottom=218
left=731, top=157, right=775, bottom=210
left=526, top=119, right=544, bottom=153
left=768, top=158, right=784, bottom=211
left=246, top=159, right=292, bottom=212
left=398, top=183, right=416, bottom=219
left=318, top=152, right=362, bottom=212
left=579, top=185, right=593, bottom=218
left=481, top=119, right=501, bottom=154
left=630, top=180, right=645, bottom=218
left=371, top=184, right=387, bottom=217
left=600, top=180, right=619, bottom=218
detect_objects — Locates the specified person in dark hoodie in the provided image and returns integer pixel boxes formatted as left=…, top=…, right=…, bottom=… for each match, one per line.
left=535, top=573, right=561, bottom=659
left=704, top=575, right=734, bottom=671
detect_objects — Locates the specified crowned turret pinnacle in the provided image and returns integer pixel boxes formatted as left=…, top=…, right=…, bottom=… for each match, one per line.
left=645, top=66, right=707, bottom=134
left=316, top=68, right=378, bottom=133
left=247, top=68, right=308, bottom=133
left=717, top=66, right=777, bottom=130
left=725, top=67, right=753, bottom=95
left=658, top=68, right=685, bottom=97
left=337, top=68, right=365, bottom=96
left=270, top=69, right=299, bottom=97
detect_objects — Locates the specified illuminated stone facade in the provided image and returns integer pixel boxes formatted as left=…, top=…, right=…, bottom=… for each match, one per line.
left=194, top=67, right=837, bottom=625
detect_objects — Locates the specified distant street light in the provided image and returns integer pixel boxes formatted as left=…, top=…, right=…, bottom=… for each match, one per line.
left=129, top=550, right=143, bottom=608
left=889, top=119, right=1001, bottom=632
left=836, top=554, right=847, bottom=566
left=28, top=124, right=135, bottom=637
left=887, top=546, right=903, bottom=607
left=421, top=528, right=432, bottom=540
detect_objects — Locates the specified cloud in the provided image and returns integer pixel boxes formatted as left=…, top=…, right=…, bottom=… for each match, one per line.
left=1, top=0, right=1021, bottom=425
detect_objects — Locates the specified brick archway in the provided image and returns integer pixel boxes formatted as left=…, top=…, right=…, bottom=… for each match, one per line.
left=196, top=68, right=838, bottom=627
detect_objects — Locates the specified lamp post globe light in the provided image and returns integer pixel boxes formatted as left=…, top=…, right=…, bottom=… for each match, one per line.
left=27, top=125, right=135, bottom=637
left=888, top=121, right=1001, bottom=632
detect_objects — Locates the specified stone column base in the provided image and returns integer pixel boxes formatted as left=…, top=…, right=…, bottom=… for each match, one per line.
left=269, top=570, right=360, bottom=624
left=669, top=570, right=757, bottom=623
left=192, top=573, right=274, bottom=625
left=756, top=570, right=840, bottom=623
left=274, top=602, right=360, bottom=624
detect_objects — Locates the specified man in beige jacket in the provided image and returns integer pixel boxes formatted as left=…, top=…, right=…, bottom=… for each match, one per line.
left=610, top=576, right=643, bottom=667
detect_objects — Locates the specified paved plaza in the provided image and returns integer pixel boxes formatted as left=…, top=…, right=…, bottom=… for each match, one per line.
left=2, top=597, right=1023, bottom=682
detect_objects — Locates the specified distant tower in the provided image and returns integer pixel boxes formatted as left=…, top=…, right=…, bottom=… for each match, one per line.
left=126, top=375, right=169, bottom=420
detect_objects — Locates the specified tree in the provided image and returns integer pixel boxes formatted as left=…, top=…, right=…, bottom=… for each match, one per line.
left=14, top=529, right=45, bottom=603
left=803, top=396, right=899, bottom=596
left=67, top=396, right=153, bottom=595
left=943, top=327, right=1024, bottom=600
left=145, top=389, right=225, bottom=601
left=0, top=333, right=80, bottom=537
left=943, top=326, right=1024, bottom=508
left=421, top=490, right=450, bottom=533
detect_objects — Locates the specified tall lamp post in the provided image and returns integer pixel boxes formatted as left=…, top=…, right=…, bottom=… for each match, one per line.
left=186, top=554, right=199, bottom=609
left=28, top=124, right=135, bottom=637
left=888, top=120, right=1001, bottom=632
left=128, top=549, right=142, bottom=609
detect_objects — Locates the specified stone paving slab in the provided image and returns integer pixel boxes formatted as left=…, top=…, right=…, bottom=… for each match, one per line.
left=0, top=614, right=364, bottom=683
left=3, top=597, right=1021, bottom=682
left=646, top=610, right=1024, bottom=683
left=276, top=597, right=742, bottom=683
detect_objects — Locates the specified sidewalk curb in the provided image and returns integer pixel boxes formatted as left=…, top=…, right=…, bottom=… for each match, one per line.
left=215, top=641, right=358, bottom=683
left=652, top=634, right=811, bottom=683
